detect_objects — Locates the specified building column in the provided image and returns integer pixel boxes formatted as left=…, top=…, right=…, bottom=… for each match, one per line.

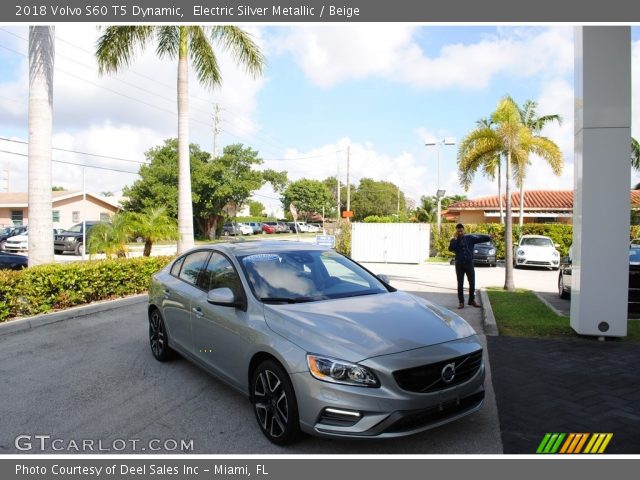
left=572, top=26, right=631, bottom=337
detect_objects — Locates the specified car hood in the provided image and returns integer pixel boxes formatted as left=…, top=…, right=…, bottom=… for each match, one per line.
left=263, top=291, right=476, bottom=362
left=7, top=234, right=28, bottom=241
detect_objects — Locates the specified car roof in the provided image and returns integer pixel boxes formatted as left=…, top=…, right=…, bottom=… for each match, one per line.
left=520, top=235, right=552, bottom=239
left=192, top=240, right=328, bottom=257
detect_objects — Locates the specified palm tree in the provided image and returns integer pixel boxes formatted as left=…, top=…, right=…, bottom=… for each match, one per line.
left=87, top=213, right=133, bottom=259
left=129, top=206, right=179, bottom=256
left=459, top=96, right=560, bottom=290
left=515, top=100, right=563, bottom=226
left=96, top=26, right=264, bottom=254
left=632, top=137, right=640, bottom=171
left=27, top=26, right=55, bottom=267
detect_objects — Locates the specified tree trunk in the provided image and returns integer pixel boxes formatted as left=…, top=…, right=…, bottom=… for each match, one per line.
left=519, top=179, right=525, bottom=228
left=498, top=160, right=504, bottom=225
left=504, top=151, right=515, bottom=291
left=28, top=26, right=55, bottom=267
left=176, top=27, right=195, bottom=253
left=143, top=240, right=152, bottom=257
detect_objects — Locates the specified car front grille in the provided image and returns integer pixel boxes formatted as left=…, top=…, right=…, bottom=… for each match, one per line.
left=393, top=350, right=483, bottom=393
left=524, top=260, right=552, bottom=265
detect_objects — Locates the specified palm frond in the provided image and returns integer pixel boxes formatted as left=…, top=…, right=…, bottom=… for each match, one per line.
left=187, top=26, right=221, bottom=89
left=96, top=26, right=154, bottom=74
left=210, top=26, right=265, bottom=78
left=155, top=26, right=180, bottom=59
left=632, top=137, right=640, bottom=171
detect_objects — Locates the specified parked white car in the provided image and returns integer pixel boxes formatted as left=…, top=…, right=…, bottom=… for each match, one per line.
left=238, top=223, right=254, bottom=235
left=4, top=232, right=29, bottom=253
left=514, top=235, right=560, bottom=270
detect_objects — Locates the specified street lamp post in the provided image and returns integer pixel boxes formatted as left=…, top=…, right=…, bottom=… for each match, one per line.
left=425, top=138, right=455, bottom=232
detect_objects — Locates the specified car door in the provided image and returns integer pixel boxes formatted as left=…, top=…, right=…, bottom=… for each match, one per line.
left=162, top=250, right=211, bottom=352
left=191, top=251, right=252, bottom=390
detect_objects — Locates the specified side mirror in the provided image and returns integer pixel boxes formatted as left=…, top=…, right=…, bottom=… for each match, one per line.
left=378, top=274, right=391, bottom=285
left=207, top=287, right=237, bottom=307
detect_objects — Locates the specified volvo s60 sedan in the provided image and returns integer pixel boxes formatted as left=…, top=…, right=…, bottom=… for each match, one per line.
left=148, top=241, right=485, bottom=445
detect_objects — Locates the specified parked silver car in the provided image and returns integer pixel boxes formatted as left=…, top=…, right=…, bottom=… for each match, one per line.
left=148, top=241, right=485, bottom=444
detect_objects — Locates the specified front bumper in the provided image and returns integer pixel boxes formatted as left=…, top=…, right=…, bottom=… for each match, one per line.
left=291, top=337, right=485, bottom=439
left=54, top=240, right=79, bottom=252
left=473, top=254, right=496, bottom=265
left=4, top=243, right=28, bottom=252
left=515, top=257, right=559, bottom=267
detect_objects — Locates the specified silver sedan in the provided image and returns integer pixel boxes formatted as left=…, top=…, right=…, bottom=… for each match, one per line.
left=148, top=241, right=485, bottom=445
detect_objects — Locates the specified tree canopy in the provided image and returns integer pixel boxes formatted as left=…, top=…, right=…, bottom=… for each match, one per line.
left=351, top=178, right=405, bottom=220
left=122, top=139, right=287, bottom=236
left=281, top=179, right=333, bottom=221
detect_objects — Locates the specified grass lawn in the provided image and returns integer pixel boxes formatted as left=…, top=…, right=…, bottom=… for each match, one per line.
left=426, top=256, right=452, bottom=263
left=486, top=287, right=640, bottom=342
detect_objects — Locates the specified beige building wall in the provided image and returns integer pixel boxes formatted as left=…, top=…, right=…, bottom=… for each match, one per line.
left=0, top=195, right=119, bottom=229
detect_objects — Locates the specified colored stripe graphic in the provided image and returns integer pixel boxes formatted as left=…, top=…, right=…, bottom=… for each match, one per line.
left=538, top=433, right=613, bottom=454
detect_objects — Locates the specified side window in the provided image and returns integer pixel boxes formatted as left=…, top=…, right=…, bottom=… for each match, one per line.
left=178, top=251, right=211, bottom=286
left=170, top=256, right=186, bottom=277
left=198, top=252, right=243, bottom=298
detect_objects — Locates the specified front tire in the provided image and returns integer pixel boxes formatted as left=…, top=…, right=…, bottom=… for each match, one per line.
left=149, top=308, right=174, bottom=361
left=74, top=242, right=84, bottom=256
left=558, top=274, right=570, bottom=299
left=251, top=360, right=301, bottom=445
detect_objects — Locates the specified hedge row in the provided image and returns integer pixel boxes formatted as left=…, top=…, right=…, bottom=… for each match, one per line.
left=0, top=256, right=173, bottom=322
left=431, top=223, right=575, bottom=259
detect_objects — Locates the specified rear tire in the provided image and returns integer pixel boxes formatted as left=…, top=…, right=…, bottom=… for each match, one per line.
left=251, top=360, right=301, bottom=445
left=149, top=308, right=175, bottom=362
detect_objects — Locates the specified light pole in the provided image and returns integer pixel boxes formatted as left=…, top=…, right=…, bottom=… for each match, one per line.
left=425, top=138, right=455, bottom=232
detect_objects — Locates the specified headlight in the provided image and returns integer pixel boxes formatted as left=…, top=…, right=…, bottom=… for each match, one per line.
left=306, top=354, right=379, bottom=387
left=489, top=249, right=496, bottom=255
left=552, top=251, right=559, bottom=257
left=517, top=249, right=525, bottom=256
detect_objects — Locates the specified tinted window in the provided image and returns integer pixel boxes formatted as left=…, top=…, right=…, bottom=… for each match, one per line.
left=198, top=253, right=243, bottom=298
left=178, top=251, right=211, bottom=286
left=170, top=256, right=186, bottom=277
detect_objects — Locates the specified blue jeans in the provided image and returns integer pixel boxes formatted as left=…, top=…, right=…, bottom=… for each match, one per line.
left=455, top=262, right=476, bottom=304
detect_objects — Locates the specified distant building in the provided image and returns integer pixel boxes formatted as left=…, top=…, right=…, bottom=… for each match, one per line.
left=0, top=191, right=121, bottom=229
left=444, top=190, right=640, bottom=225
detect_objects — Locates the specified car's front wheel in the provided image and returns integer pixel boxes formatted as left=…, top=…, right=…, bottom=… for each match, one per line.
left=558, top=274, right=569, bottom=299
left=251, top=360, right=301, bottom=445
left=74, top=242, right=84, bottom=256
left=149, top=308, right=174, bottom=361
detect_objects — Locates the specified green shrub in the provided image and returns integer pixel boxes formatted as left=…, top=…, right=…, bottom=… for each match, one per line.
left=0, top=256, right=173, bottom=322
left=335, top=219, right=352, bottom=256
left=363, top=215, right=394, bottom=223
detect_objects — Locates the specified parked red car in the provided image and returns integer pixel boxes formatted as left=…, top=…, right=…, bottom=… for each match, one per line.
left=261, top=223, right=277, bottom=234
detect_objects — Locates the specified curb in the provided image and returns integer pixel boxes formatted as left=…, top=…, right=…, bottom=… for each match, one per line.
left=533, top=291, right=568, bottom=317
left=479, top=288, right=499, bottom=336
left=0, top=294, right=148, bottom=337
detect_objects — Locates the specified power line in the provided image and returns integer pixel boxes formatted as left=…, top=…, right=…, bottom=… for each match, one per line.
left=0, top=149, right=139, bottom=174
left=0, top=137, right=147, bottom=165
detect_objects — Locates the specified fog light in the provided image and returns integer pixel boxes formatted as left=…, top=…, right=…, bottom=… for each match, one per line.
left=318, top=407, right=362, bottom=427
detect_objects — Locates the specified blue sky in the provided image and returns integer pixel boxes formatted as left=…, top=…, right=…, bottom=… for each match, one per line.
left=1, top=25, right=639, bottom=216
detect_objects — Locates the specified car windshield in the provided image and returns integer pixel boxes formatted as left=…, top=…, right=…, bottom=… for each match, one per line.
left=630, top=248, right=640, bottom=263
left=1, top=227, right=12, bottom=235
left=477, top=242, right=492, bottom=247
left=66, top=224, right=83, bottom=233
left=521, top=237, right=553, bottom=247
left=239, top=250, right=387, bottom=303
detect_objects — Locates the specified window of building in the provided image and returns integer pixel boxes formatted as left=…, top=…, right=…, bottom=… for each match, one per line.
left=11, top=210, right=23, bottom=225
left=100, top=212, right=110, bottom=222
left=52, top=210, right=60, bottom=223
left=72, top=211, right=80, bottom=223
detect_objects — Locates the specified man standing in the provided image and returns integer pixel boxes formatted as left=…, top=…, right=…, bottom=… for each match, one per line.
left=448, top=223, right=491, bottom=309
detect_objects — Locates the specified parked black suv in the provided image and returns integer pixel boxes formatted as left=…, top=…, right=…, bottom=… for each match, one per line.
left=0, top=225, right=27, bottom=251
left=54, top=221, right=100, bottom=256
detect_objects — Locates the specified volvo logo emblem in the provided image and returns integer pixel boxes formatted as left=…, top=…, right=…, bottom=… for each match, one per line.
left=441, top=362, right=456, bottom=384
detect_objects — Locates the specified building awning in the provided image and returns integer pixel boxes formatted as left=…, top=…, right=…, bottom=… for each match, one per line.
left=483, top=211, right=573, bottom=218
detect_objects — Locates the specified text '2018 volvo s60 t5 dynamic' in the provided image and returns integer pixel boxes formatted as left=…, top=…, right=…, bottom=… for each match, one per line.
left=148, top=241, right=485, bottom=445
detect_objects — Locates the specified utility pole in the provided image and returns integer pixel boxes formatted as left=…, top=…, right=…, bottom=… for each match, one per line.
left=346, top=146, right=351, bottom=215
left=212, top=103, right=220, bottom=158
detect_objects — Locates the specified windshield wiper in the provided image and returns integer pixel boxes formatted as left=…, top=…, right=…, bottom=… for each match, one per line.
left=261, top=296, right=326, bottom=304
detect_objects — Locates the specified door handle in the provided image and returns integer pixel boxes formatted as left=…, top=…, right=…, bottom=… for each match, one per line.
left=192, top=307, right=204, bottom=317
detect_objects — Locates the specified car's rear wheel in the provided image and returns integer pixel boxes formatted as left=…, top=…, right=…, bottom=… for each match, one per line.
left=558, top=274, right=569, bottom=299
left=149, top=308, right=174, bottom=361
left=251, top=360, right=301, bottom=445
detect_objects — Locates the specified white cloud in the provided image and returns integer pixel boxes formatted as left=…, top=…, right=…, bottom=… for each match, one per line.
left=275, top=26, right=573, bottom=90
